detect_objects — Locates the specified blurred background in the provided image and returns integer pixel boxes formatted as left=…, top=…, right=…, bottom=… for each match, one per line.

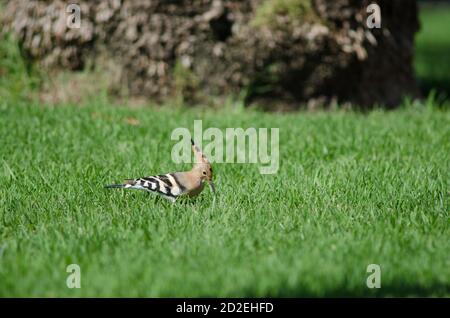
left=416, top=0, right=450, bottom=102
left=1, top=0, right=449, bottom=109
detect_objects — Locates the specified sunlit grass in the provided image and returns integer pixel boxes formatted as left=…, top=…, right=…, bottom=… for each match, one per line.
left=0, top=101, right=448, bottom=297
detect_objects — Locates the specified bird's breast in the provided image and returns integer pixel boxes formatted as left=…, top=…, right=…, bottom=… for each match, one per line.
left=187, top=182, right=205, bottom=197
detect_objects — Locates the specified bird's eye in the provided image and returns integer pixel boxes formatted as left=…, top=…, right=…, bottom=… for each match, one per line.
left=202, top=171, right=207, bottom=175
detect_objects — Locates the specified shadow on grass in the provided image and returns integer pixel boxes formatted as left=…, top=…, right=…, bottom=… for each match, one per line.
left=267, top=280, right=449, bottom=297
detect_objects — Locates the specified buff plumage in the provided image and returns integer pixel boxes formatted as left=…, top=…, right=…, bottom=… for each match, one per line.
left=105, top=139, right=214, bottom=202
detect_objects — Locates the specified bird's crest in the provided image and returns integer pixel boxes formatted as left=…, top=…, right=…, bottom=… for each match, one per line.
left=191, top=139, right=210, bottom=165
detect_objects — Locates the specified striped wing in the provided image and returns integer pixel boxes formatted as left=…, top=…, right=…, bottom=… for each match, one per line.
left=125, top=173, right=185, bottom=202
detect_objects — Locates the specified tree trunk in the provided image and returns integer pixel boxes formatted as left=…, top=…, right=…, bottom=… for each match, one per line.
left=1, top=0, right=420, bottom=109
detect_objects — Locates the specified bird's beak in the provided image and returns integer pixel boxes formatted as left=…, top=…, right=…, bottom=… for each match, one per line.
left=208, top=180, right=215, bottom=194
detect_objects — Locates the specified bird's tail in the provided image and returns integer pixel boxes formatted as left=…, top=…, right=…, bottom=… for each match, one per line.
left=105, top=179, right=136, bottom=189
left=104, top=184, right=126, bottom=189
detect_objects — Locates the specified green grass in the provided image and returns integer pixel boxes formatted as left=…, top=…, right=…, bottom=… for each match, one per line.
left=0, top=100, right=449, bottom=297
left=415, top=5, right=450, bottom=98
left=0, top=33, right=41, bottom=102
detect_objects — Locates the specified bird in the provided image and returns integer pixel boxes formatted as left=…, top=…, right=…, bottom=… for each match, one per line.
left=105, top=139, right=215, bottom=202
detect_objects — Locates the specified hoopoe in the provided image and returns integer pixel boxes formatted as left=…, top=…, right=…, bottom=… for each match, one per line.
left=105, top=139, right=215, bottom=202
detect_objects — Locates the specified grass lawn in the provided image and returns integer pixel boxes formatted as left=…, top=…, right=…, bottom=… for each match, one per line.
left=0, top=101, right=449, bottom=297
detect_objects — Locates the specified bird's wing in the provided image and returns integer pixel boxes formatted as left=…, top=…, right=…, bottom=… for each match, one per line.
left=125, top=173, right=187, bottom=202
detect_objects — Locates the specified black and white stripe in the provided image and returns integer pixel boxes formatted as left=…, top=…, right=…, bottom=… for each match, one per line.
left=105, top=173, right=184, bottom=202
